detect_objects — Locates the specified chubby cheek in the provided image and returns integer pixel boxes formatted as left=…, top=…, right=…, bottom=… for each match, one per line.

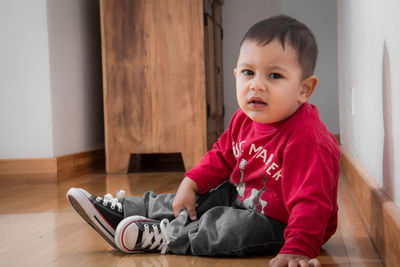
left=236, top=86, right=247, bottom=107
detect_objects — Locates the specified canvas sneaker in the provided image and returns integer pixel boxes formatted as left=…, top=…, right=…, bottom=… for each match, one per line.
left=66, top=188, right=125, bottom=249
left=115, top=215, right=170, bottom=254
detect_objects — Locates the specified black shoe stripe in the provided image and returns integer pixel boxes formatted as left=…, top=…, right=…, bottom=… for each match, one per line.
left=94, top=215, right=114, bottom=238
left=89, top=197, right=115, bottom=227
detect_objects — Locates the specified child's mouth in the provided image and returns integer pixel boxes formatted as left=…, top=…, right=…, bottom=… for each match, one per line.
left=248, top=98, right=267, bottom=107
left=250, top=100, right=266, bottom=104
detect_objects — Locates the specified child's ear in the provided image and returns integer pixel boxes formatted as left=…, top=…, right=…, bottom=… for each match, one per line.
left=298, top=75, right=318, bottom=103
left=234, top=68, right=237, bottom=79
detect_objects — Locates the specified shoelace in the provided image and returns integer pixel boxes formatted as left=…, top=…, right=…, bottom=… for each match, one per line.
left=141, top=219, right=169, bottom=254
left=96, top=190, right=125, bottom=212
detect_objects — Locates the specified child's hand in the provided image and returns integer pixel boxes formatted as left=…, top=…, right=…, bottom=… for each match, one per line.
left=172, top=177, right=199, bottom=221
left=269, top=253, right=321, bottom=267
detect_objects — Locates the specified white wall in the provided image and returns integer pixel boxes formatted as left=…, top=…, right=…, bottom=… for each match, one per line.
left=0, top=0, right=54, bottom=158
left=338, top=0, right=400, bottom=204
left=222, top=0, right=339, bottom=135
left=47, top=0, right=104, bottom=157
left=0, top=0, right=104, bottom=159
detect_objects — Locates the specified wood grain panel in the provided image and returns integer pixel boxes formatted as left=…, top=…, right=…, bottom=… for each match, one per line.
left=101, top=0, right=207, bottom=173
left=204, top=9, right=217, bottom=149
left=204, top=0, right=213, bottom=15
left=100, top=0, right=151, bottom=173
left=149, top=0, right=206, bottom=156
left=341, top=148, right=400, bottom=266
left=214, top=22, right=224, bottom=136
left=214, top=1, right=222, bottom=26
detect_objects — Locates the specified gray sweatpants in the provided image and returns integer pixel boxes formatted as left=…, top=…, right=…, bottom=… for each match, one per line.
left=123, top=181, right=286, bottom=256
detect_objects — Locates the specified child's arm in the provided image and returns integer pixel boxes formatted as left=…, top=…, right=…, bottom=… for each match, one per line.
left=172, top=177, right=199, bottom=220
left=279, top=142, right=340, bottom=258
left=183, top=110, right=242, bottom=195
left=172, top=132, right=235, bottom=221
left=172, top=110, right=242, bottom=219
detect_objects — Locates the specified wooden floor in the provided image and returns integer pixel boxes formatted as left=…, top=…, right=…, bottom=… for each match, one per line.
left=0, top=171, right=384, bottom=266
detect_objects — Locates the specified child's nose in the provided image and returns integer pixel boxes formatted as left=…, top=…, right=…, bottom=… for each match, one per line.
left=250, top=75, right=267, bottom=91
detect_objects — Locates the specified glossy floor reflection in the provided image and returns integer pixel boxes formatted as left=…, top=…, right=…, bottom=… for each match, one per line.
left=0, top=171, right=383, bottom=266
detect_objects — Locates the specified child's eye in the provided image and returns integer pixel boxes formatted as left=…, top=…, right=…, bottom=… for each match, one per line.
left=269, top=73, right=282, bottom=79
left=241, top=70, right=254, bottom=76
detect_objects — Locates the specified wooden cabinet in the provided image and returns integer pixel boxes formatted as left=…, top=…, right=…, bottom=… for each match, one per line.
left=204, top=0, right=224, bottom=149
left=100, top=0, right=224, bottom=174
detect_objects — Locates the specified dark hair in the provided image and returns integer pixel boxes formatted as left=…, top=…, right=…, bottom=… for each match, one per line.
left=240, top=15, right=318, bottom=79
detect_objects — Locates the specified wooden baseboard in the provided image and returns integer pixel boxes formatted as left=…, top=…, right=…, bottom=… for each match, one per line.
left=56, top=149, right=105, bottom=182
left=0, top=149, right=105, bottom=183
left=341, top=148, right=400, bottom=266
left=0, top=158, right=57, bottom=184
left=334, top=134, right=341, bottom=144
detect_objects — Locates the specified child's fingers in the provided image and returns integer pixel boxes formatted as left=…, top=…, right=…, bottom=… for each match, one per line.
left=308, top=258, right=321, bottom=267
left=172, top=201, right=183, bottom=218
left=185, top=204, right=197, bottom=221
left=172, top=203, right=197, bottom=220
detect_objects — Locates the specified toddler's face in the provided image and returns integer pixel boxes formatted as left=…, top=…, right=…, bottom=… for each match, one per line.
left=235, top=39, right=310, bottom=124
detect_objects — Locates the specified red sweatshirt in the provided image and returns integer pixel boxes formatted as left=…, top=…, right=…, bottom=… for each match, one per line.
left=185, top=102, right=340, bottom=258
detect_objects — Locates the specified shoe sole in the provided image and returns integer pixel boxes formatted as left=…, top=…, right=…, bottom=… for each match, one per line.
left=115, top=215, right=148, bottom=253
left=67, top=188, right=118, bottom=250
